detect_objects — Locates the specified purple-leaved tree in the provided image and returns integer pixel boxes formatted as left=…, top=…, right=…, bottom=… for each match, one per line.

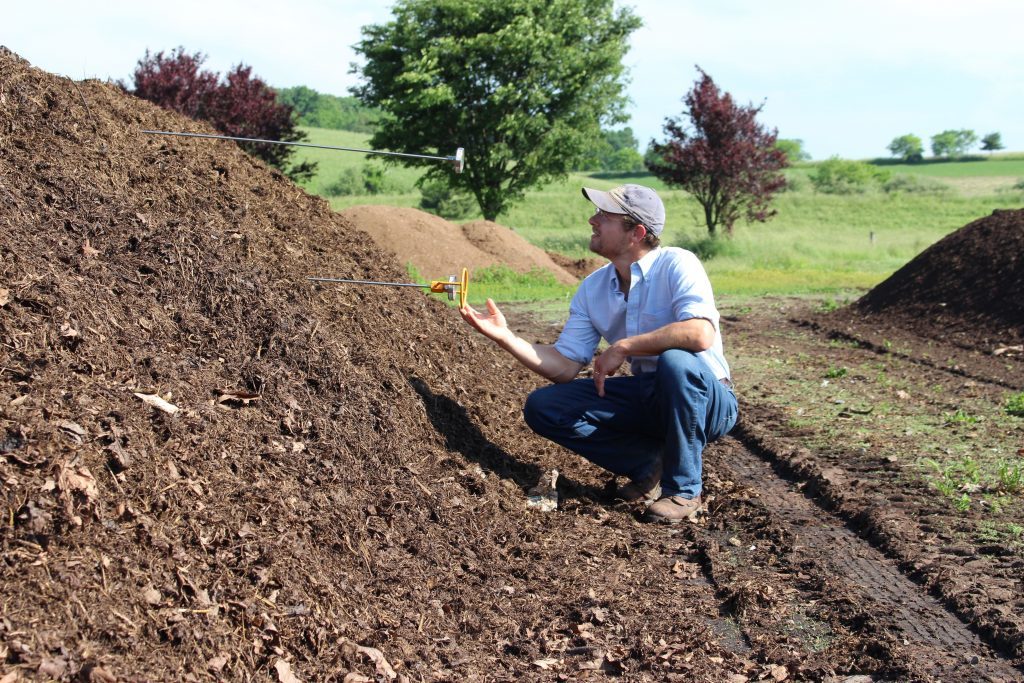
left=126, top=48, right=315, bottom=182
left=647, top=68, right=788, bottom=236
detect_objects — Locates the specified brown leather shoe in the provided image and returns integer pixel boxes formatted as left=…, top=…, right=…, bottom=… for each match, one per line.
left=616, top=463, right=662, bottom=502
left=643, top=495, right=703, bottom=523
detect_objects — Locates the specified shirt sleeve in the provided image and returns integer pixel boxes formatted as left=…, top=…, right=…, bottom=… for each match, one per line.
left=669, top=251, right=721, bottom=332
left=554, top=285, right=602, bottom=365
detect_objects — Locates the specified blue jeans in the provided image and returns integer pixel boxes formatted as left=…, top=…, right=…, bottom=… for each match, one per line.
left=522, top=349, right=738, bottom=499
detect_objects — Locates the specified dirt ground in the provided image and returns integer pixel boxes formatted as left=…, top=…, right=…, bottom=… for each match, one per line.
left=2, top=49, right=1023, bottom=682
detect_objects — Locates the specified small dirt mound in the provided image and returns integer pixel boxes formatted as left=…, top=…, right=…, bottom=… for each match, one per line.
left=339, top=207, right=577, bottom=284
left=339, top=205, right=499, bottom=277
left=461, top=220, right=578, bottom=285
left=545, top=251, right=605, bottom=280
left=828, top=208, right=1024, bottom=351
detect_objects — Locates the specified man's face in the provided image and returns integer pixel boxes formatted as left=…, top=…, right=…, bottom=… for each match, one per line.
left=588, top=208, right=637, bottom=258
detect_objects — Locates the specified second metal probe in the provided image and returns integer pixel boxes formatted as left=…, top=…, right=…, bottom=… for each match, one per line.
left=140, top=129, right=466, bottom=173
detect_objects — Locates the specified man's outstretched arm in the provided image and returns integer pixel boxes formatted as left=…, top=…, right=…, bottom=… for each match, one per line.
left=460, top=299, right=584, bottom=383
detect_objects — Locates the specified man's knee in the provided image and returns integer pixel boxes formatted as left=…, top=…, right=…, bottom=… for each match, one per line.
left=657, top=349, right=705, bottom=384
left=523, top=385, right=558, bottom=434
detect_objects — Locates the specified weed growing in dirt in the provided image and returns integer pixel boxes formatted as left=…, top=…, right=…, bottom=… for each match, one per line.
left=923, top=456, right=981, bottom=506
left=996, top=460, right=1024, bottom=494
left=824, top=366, right=848, bottom=379
left=1005, top=391, right=1024, bottom=417
left=944, top=409, right=980, bottom=425
left=827, top=337, right=860, bottom=349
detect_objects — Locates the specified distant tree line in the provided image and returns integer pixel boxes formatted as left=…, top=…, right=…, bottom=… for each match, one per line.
left=887, top=130, right=1004, bottom=161
left=275, top=86, right=381, bottom=133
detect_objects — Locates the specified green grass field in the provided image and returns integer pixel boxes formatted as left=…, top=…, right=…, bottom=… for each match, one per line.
left=292, top=128, right=1024, bottom=304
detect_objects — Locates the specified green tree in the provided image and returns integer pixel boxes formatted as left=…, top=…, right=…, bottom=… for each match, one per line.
left=775, top=138, right=810, bottom=162
left=276, top=86, right=381, bottom=132
left=981, top=132, right=1004, bottom=153
left=810, top=157, right=890, bottom=194
left=931, top=129, right=978, bottom=158
left=887, top=134, right=923, bottom=162
left=576, top=127, right=644, bottom=172
left=352, top=0, right=641, bottom=220
left=646, top=68, right=788, bottom=236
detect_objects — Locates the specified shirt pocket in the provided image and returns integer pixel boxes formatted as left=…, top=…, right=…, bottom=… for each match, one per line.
left=638, top=307, right=673, bottom=333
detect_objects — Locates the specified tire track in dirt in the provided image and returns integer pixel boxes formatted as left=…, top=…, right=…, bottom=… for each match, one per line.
left=709, top=435, right=1023, bottom=681
left=793, top=318, right=1024, bottom=391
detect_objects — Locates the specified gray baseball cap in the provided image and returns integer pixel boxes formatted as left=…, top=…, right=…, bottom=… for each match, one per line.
left=582, top=184, right=666, bottom=236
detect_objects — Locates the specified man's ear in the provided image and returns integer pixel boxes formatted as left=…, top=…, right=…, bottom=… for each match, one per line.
left=634, top=224, right=648, bottom=241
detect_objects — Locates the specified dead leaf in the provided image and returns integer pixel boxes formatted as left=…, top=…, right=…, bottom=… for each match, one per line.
left=207, top=655, right=228, bottom=672
left=770, top=664, right=789, bottom=681
left=143, top=586, right=162, bottom=605
left=343, top=675, right=372, bottom=683
left=994, top=345, right=1023, bottom=356
left=358, top=645, right=396, bottom=679
left=60, top=322, right=79, bottom=337
left=87, top=665, right=117, bottom=683
left=137, top=317, right=153, bottom=332
left=274, top=659, right=300, bottom=683
left=58, top=464, right=99, bottom=501
left=533, top=658, right=559, bottom=670
left=134, top=392, right=179, bottom=415
left=38, top=657, right=68, bottom=677
left=0, top=672, right=17, bottom=683
left=339, top=639, right=397, bottom=680
left=81, top=240, right=100, bottom=258
left=217, top=389, right=261, bottom=406
left=58, top=420, right=87, bottom=444
left=0, top=288, right=9, bottom=306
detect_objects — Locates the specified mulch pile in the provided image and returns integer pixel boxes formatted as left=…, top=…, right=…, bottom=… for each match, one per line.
left=0, top=49, right=756, bottom=681
left=826, top=208, right=1024, bottom=353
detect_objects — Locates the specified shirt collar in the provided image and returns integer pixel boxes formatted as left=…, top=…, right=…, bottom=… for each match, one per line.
left=607, top=247, right=662, bottom=290
left=634, top=247, right=662, bottom=278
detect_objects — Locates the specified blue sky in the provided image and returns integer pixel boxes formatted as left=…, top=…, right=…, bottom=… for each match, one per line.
left=7, top=0, right=1023, bottom=160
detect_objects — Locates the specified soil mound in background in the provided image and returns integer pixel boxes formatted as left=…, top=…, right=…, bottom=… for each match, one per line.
left=340, top=207, right=578, bottom=285
left=827, top=208, right=1024, bottom=351
left=545, top=251, right=606, bottom=280
left=461, top=220, right=578, bottom=285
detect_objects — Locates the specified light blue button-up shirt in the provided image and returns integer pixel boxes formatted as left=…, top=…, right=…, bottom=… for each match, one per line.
left=554, top=247, right=730, bottom=380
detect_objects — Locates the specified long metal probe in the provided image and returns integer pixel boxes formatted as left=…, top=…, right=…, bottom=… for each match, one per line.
left=307, top=276, right=433, bottom=289
left=308, top=267, right=469, bottom=308
left=140, top=130, right=465, bottom=170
